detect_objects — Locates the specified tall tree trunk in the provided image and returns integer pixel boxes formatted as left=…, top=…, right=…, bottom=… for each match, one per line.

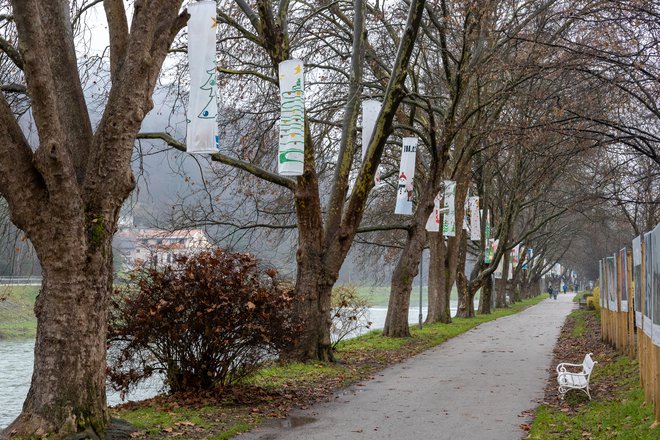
left=0, top=2, right=186, bottom=435
left=426, top=234, right=451, bottom=324
left=495, top=250, right=509, bottom=308
left=285, top=254, right=335, bottom=362
left=478, top=275, right=493, bottom=314
left=6, top=209, right=119, bottom=438
left=383, top=225, right=427, bottom=337
left=455, top=233, right=475, bottom=317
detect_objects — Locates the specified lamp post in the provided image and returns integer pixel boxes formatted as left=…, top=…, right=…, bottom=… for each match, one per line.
left=419, top=249, right=424, bottom=329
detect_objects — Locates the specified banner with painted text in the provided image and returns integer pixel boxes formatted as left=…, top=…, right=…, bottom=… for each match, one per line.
left=620, top=248, right=629, bottom=312
left=469, top=196, right=480, bottom=241
left=186, top=1, right=219, bottom=154
left=278, top=59, right=305, bottom=175
left=633, top=235, right=642, bottom=328
left=652, top=224, right=660, bottom=345
left=426, top=192, right=442, bottom=232
left=442, top=180, right=456, bottom=236
left=495, top=257, right=507, bottom=279
left=362, top=100, right=380, bottom=160
left=607, top=255, right=617, bottom=312
left=484, top=211, right=491, bottom=262
left=644, top=232, right=653, bottom=337
left=395, top=137, right=417, bottom=215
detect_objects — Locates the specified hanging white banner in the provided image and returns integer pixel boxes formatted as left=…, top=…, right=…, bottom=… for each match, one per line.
left=426, top=192, right=442, bottom=232
left=278, top=59, right=305, bottom=175
left=511, top=244, right=519, bottom=268
left=469, top=196, right=480, bottom=241
left=462, top=194, right=469, bottom=231
left=495, top=257, right=504, bottom=279
left=442, top=181, right=456, bottom=236
left=362, top=100, right=380, bottom=160
left=394, top=137, right=417, bottom=215
left=186, top=1, right=219, bottom=154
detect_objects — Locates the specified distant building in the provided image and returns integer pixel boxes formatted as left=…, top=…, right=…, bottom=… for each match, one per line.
left=114, top=228, right=211, bottom=270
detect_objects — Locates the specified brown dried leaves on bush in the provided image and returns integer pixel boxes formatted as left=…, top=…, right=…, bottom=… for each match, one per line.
left=107, top=249, right=303, bottom=394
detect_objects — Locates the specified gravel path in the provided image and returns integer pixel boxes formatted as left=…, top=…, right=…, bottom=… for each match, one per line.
left=240, top=293, right=576, bottom=440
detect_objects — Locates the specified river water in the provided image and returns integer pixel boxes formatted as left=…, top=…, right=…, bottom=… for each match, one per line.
left=0, top=303, right=466, bottom=428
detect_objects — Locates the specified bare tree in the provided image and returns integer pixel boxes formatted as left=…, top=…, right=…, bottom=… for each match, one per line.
left=0, top=1, right=187, bottom=437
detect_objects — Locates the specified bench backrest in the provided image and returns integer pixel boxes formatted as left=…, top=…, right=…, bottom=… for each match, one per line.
left=583, top=353, right=596, bottom=375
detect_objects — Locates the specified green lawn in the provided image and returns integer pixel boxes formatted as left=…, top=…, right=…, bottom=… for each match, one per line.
left=0, top=284, right=39, bottom=338
left=354, top=284, right=476, bottom=307
left=529, top=357, right=655, bottom=439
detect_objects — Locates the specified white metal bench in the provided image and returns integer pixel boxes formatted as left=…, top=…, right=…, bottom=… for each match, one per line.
left=556, top=353, right=597, bottom=400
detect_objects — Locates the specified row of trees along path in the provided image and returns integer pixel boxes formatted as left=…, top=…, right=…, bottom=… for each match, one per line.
left=1, top=0, right=658, bottom=438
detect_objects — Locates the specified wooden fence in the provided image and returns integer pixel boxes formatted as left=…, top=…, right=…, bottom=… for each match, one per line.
left=598, top=223, right=660, bottom=422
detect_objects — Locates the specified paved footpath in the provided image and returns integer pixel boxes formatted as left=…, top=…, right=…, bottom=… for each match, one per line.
left=242, top=294, right=575, bottom=440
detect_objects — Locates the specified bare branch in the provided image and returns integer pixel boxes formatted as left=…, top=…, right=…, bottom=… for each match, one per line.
left=137, top=132, right=297, bottom=191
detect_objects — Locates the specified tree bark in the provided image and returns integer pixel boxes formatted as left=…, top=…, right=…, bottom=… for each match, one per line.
left=455, top=230, right=475, bottom=317
left=478, top=274, right=493, bottom=314
left=495, top=248, right=509, bottom=308
left=383, top=225, right=426, bottom=337
left=426, top=233, right=451, bottom=324
left=0, top=1, right=186, bottom=437
left=7, top=233, right=114, bottom=439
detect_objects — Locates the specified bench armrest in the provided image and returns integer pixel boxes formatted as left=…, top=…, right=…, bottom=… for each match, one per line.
left=556, top=362, right=584, bottom=374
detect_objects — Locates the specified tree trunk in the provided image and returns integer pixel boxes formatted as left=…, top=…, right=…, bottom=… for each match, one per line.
left=282, top=169, right=336, bottom=362
left=426, top=233, right=451, bottom=324
left=495, top=250, right=509, bottom=308
left=5, top=216, right=116, bottom=439
left=383, top=226, right=427, bottom=337
left=455, top=233, right=474, bottom=317
left=478, top=275, right=493, bottom=314
left=284, top=256, right=335, bottom=362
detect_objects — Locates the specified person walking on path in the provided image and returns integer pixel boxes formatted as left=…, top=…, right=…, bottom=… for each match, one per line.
left=548, top=285, right=556, bottom=300
left=242, top=294, right=575, bottom=440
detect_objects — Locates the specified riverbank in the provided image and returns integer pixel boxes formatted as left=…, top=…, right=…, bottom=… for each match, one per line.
left=0, top=285, right=38, bottom=339
left=112, top=295, right=545, bottom=439
left=527, top=306, right=656, bottom=438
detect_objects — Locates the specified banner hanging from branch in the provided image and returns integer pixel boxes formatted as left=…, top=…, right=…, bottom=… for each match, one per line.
left=362, top=100, right=380, bottom=160
left=278, top=59, right=305, bottom=175
left=442, top=180, right=456, bottom=237
left=469, top=196, right=480, bottom=241
left=495, top=256, right=504, bottom=279
left=426, top=192, right=442, bottom=232
left=395, top=137, right=417, bottom=215
left=511, top=244, right=519, bottom=269
left=484, top=210, right=491, bottom=262
left=186, top=1, right=219, bottom=154
left=463, top=194, right=469, bottom=231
